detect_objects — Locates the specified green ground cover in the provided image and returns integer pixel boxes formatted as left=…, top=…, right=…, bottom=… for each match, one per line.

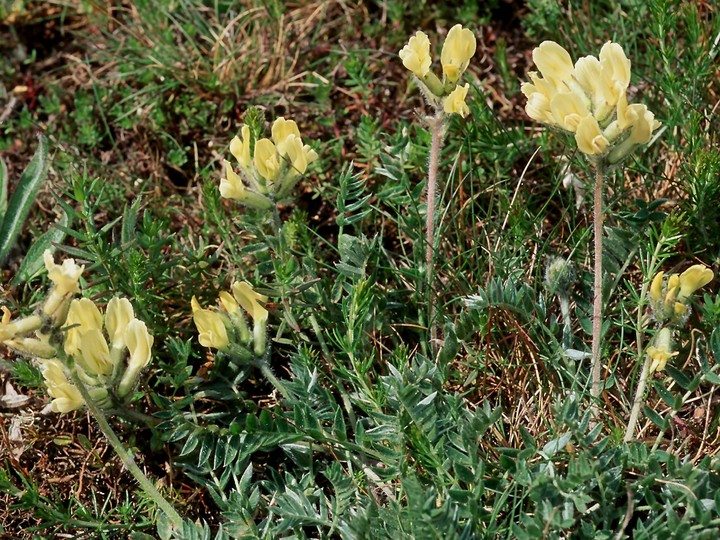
left=1, top=0, right=719, bottom=538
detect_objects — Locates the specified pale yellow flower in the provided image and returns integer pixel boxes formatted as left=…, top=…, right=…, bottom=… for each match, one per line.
left=191, top=296, right=229, bottom=350
left=42, top=250, right=85, bottom=322
left=44, top=250, right=84, bottom=297
left=118, top=319, right=154, bottom=397
left=649, top=271, right=664, bottom=307
left=443, top=84, right=470, bottom=117
left=229, top=125, right=252, bottom=169
left=77, top=328, right=113, bottom=376
left=253, top=138, right=281, bottom=182
left=41, top=358, right=84, bottom=413
left=232, top=281, right=268, bottom=322
left=271, top=117, right=301, bottom=155
left=550, top=91, right=590, bottom=131
left=219, top=291, right=239, bottom=314
left=106, top=297, right=135, bottom=349
left=399, top=31, right=432, bottom=78
left=283, top=135, right=309, bottom=176
left=440, top=25, right=476, bottom=84
left=530, top=41, right=574, bottom=90
left=575, top=116, right=609, bottom=155
left=647, top=328, right=678, bottom=373
left=220, top=161, right=248, bottom=200
left=232, top=281, right=269, bottom=356
left=64, top=298, right=103, bottom=357
left=0, top=307, right=42, bottom=342
left=677, top=265, right=714, bottom=302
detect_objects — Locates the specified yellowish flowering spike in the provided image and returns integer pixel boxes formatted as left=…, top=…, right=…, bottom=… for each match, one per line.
left=440, top=24, right=476, bottom=84
left=253, top=138, right=281, bottom=182
left=443, top=84, right=470, bottom=117
left=64, top=298, right=103, bottom=356
left=191, top=296, right=229, bottom=350
left=647, top=327, right=678, bottom=373
left=399, top=31, right=432, bottom=78
left=41, top=359, right=84, bottom=413
left=677, top=265, right=714, bottom=302
left=106, top=297, right=135, bottom=349
left=118, top=319, right=154, bottom=397
left=523, top=40, right=660, bottom=162
left=229, top=125, right=252, bottom=169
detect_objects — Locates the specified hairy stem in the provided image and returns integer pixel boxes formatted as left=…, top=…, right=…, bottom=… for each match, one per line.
left=69, top=371, right=184, bottom=530
left=591, top=162, right=605, bottom=414
left=257, top=358, right=293, bottom=402
left=425, top=111, right=444, bottom=355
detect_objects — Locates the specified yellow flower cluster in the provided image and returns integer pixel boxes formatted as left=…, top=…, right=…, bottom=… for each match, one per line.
left=192, top=281, right=269, bottom=357
left=399, top=24, right=476, bottom=117
left=0, top=251, right=154, bottom=413
left=522, top=41, right=660, bottom=163
left=221, top=117, right=318, bottom=209
left=54, top=297, right=155, bottom=411
left=645, top=264, right=713, bottom=373
left=648, top=264, right=714, bottom=326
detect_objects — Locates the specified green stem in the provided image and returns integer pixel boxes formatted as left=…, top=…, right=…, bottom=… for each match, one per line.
left=624, top=239, right=665, bottom=442
left=257, top=358, right=293, bottom=402
left=69, top=370, right=184, bottom=530
left=425, top=110, right=444, bottom=355
left=590, top=162, right=605, bottom=415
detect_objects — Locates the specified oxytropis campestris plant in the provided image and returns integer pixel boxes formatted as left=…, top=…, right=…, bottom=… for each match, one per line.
left=522, top=41, right=661, bottom=411
left=0, top=250, right=184, bottom=529
left=399, top=24, right=476, bottom=350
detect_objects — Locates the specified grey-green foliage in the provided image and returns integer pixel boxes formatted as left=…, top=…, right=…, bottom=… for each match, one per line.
left=0, top=134, right=51, bottom=271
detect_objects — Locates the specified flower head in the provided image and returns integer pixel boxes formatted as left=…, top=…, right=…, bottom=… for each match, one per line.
left=221, top=115, right=318, bottom=207
left=522, top=40, right=660, bottom=162
left=648, top=265, right=713, bottom=325
left=677, top=265, right=714, bottom=302
left=399, top=25, right=475, bottom=114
